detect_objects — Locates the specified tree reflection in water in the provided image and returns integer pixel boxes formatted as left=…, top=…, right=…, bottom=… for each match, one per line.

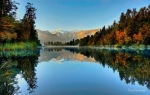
left=1, top=47, right=150, bottom=95
left=26, top=47, right=150, bottom=91
left=50, top=47, right=150, bottom=90
left=0, top=49, right=40, bottom=95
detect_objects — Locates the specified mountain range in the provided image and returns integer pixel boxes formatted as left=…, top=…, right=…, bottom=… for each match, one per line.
left=36, top=28, right=100, bottom=44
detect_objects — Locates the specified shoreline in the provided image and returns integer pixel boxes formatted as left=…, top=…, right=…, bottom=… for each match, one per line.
left=42, top=44, right=150, bottom=50
left=44, top=45, right=79, bottom=48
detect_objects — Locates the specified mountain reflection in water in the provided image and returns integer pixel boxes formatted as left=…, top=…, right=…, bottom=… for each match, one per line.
left=1, top=47, right=150, bottom=95
left=39, top=48, right=96, bottom=63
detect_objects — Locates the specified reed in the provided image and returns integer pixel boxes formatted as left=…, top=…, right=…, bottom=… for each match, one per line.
left=0, top=42, right=38, bottom=50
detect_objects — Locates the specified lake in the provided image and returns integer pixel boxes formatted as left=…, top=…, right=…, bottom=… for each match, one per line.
left=0, top=47, right=150, bottom=95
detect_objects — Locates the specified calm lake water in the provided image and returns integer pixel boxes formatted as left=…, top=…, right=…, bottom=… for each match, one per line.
left=0, top=47, right=150, bottom=95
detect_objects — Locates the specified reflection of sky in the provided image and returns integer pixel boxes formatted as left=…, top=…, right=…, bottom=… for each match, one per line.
left=17, top=60, right=149, bottom=95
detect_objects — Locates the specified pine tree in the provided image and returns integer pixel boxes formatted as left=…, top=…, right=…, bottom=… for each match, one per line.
left=0, top=0, right=18, bottom=17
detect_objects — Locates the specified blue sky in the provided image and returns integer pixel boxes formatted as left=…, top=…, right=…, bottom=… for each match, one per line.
left=15, top=0, right=150, bottom=31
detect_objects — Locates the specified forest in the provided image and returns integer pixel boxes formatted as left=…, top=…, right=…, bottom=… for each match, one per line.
left=65, top=4, right=150, bottom=47
left=0, top=0, right=40, bottom=50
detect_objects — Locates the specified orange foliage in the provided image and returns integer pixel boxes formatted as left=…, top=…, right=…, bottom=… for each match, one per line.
left=115, top=31, right=124, bottom=44
left=115, top=52, right=131, bottom=66
left=133, top=24, right=150, bottom=44
left=0, top=17, right=14, bottom=30
left=115, top=29, right=132, bottom=45
left=133, top=32, right=143, bottom=44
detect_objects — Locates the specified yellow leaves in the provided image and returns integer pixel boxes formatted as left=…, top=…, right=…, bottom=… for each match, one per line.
left=0, top=16, right=17, bottom=41
left=2, top=70, right=13, bottom=78
left=0, top=16, right=31, bottom=41
left=0, top=17, right=14, bottom=29
left=0, top=31, right=17, bottom=41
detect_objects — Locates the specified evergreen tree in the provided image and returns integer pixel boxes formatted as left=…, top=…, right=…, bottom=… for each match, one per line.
left=0, top=0, right=18, bottom=17
left=23, top=3, right=37, bottom=40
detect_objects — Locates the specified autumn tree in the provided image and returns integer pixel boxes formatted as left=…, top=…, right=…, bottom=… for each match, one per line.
left=24, top=3, right=38, bottom=41
left=75, top=4, right=150, bottom=46
left=0, top=0, right=18, bottom=42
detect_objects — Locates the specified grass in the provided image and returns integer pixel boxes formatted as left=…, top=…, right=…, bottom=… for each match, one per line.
left=0, top=50, right=38, bottom=58
left=0, top=41, right=38, bottom=50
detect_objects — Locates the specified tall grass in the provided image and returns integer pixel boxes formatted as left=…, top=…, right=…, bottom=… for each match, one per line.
left=0, top=42, right=38, bottom=50
left=0, top=50, right=39, bottom=58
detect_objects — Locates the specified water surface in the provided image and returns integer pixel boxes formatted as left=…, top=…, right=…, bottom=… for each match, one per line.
left=0, top=48, right=150, bottom=95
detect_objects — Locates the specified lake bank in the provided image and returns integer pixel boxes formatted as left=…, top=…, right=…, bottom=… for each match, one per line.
left=44, top=45, right=79, bottom=48
left=43, top=44, right=150, bottom=50
left=87, top=44, right=150, bottom=50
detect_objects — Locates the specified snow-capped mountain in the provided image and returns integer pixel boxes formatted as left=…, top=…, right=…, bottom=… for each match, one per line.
left=36, top=28, right=100, bottom=44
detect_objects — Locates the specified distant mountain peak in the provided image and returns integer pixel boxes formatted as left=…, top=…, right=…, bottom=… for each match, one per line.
left=37, top=28, right=100, bottom=43
left=51, top=29, right=67, bottom=34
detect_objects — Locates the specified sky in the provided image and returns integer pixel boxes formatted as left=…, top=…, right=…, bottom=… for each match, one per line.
left=15, top=0, right=150, bottom=32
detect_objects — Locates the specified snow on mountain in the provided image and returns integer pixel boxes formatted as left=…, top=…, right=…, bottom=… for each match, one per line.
left=36, top=28, right=100, bottom=44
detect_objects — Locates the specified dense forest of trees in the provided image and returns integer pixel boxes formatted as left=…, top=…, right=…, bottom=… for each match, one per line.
left=0, top=0, right=40, bottom=45
left=66, top=4, right=150, bottom=46
left=44, top=41, right=63, bottom=46
left=44, top=39, right=79, bottom=46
